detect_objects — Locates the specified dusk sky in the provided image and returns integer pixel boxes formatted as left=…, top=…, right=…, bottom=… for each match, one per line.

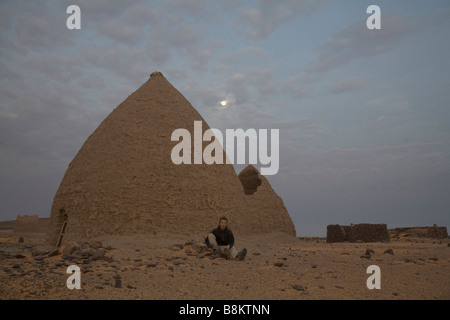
left=1, top=0, right=449, bottom=236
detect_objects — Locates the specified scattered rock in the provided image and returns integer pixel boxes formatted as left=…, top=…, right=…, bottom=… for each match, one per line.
left=335, top=285, right=344, bottom=289
left=274, top=262, right=284, bottom=267
left=127, top=284, right=137, bottom=289
left=383, top=249, right=394, bottom=255
left=365, top=248, right=375, bottom=256
left=31, top=249, right=45, bottom=257
left=18, top=236, right=24, bottom=243
left=114, top=275, right=122, bottom=288
left=47, top=248, right=60, bottom=257
left=292, top=284, right=306, bottom=291
left=311, top=264, right=317, bottom=269
left=428, top=257, right=438, bottom=262
left=392, top=292, right=399, bottom=296
left=89, top=241, right=103, bottom=250
left=25, top=270, right=42, bottom=276
left=76, top=241, right=88, bottom=249
left=91, top=249, right=106, bottom=261
left=171, top=244, right=184, bottom=251
left=62, top=242, right=80, bottom=254
left=61, top=254, right=75, bottom=261
left=13, top=254, right=26, bottom=259
left=33, top=256, right=46, bottom=261
left=360, top=255, right=371, bottom=260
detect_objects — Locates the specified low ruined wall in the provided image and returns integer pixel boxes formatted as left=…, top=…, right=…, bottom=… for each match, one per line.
left=327, top=224, right=390, bottom=243
left=389, top=226, right=448, bottom=239
left=14, top=215, right=39, bottom=233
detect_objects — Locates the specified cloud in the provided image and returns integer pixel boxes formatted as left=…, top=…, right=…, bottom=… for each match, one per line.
left=281, top=74, right=314, bottom=100
left=238, top=0, right=332, bottom=39
left=219, top=46, right=268, bottom=66
left=98, top=19, right=141, bottom=45
left=367, top=94, right=410, bottom=112
left=310, top=13, right=416, bottom=73
left=328, top=77, right=368, bottom=95
left=0, top=63, right=19, bottom=80
left=274, top=140, right=450, bottom=222
left=8, top=2, right=74, bottom=49
left=23, top=54, right=84, bottom=83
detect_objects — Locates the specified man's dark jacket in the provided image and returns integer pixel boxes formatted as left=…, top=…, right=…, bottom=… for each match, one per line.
left=207, top=227, right=235, bottom=248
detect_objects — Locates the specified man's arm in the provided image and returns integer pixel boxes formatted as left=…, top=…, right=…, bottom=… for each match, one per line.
left=228, top=229, right=235, bottom=248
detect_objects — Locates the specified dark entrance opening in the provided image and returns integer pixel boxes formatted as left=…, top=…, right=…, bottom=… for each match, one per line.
left=238, top=166, right=262, bottom=195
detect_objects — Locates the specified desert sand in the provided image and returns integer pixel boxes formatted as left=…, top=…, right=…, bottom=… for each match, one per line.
left=1, top=223, right=449, bottom=300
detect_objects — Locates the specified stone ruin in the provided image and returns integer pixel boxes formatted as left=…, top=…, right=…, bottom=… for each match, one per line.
left=389, top=225, right=448, bottom=239
left=47, top=72, right=296, bottom=246
left=326, top=223, right=390, bottom=243
left=14, top=215, right=39, bottom=234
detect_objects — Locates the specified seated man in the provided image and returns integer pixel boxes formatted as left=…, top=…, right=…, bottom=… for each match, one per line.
left=206, top=216, right=247, bottom=260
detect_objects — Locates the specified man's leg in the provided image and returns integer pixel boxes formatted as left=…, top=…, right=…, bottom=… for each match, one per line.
left=208, top=233, right=221, bottom=258
left=214, top=246, right=235, bottom=259
left=237, top=247, right=247, bottom=260
left=218, top=246, right=228, bottom=256
left=207, top=233, right=218, bottom=248
left=229, top=247, right=239, bottom=260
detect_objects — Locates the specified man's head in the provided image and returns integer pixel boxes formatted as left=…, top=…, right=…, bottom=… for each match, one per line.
left=218, top=216, right=228, bottom=230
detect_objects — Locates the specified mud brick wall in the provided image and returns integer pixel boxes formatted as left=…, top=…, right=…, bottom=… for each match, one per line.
left=390, top=226, right=448, bottom=239
left=327, top=223, right=390, bottom=243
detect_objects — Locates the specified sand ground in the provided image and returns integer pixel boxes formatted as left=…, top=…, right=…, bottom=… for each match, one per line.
left=0, top=229, right=449, bottom=300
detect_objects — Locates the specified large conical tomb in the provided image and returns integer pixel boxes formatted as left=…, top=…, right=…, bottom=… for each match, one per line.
left=47, top=72, right=295, bottom=245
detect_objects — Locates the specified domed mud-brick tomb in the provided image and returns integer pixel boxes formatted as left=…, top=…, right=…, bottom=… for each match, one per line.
left=47, top=72, right=296, bottom=246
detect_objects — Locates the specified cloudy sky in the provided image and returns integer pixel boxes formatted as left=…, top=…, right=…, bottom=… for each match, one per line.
left=1, top=0, right=449, bottom=236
